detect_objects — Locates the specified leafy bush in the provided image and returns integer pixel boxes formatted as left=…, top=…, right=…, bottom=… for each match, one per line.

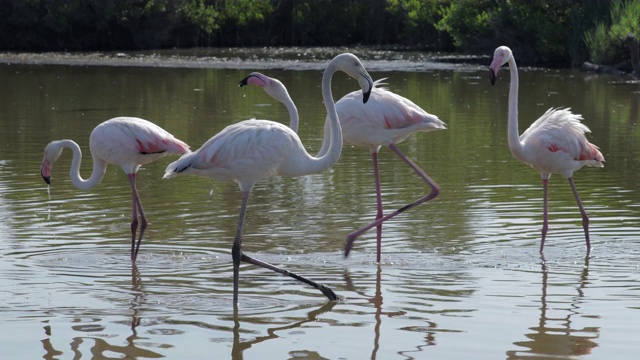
left=584, top=0, right=640, bottom=64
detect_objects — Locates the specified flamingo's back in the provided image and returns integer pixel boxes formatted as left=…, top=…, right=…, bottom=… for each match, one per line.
left=519, top=108, right=604, bottom=177
left=89, top=117, right=190, bottom=173
left=334, top=82, right=446, bottom=147
left=164, top=119, right=303, bottom=191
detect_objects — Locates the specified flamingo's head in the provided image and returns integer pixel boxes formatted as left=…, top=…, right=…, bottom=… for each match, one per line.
left=238, top=72, right=291, bottom=105
left=41, top=141, right=65, bottom=185
left=489, top=46, right=513, bottom=85
left=330, top=53, right=373, bottom=103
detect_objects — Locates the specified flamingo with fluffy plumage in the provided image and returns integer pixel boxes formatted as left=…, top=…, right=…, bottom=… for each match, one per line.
left=40, top=117, right=190, bottom=261
left=489, top=46, right=604, bottom=253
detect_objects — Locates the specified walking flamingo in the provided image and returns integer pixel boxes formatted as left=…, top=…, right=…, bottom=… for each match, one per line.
left=317, top=80, right=446, bottom=261
left=163, top=53, right=374, bottom=304
left=489, top=46, right=604, bottom=253
left=40, top=117, right=190, bottom=262
left=238, top=72, right=299, bottom=132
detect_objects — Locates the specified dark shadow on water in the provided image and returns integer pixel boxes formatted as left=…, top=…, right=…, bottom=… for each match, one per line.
left=506, top=255, right=599, bottom=359
left=231, top=300, right=337, bottom=360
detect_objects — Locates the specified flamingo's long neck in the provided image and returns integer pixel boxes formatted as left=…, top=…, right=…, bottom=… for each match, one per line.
left=282, top=92, right=299, bottom=133
left=506, top=56, right=527, bottom=162
left=316, top=62, right=344, bottom=169
left=56, top=140, right=108, bottom=190
left=288, top=62, right=343, bottom=176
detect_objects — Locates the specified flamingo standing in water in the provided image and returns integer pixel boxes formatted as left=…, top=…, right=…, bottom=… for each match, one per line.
left=40, top=117, right=190, bottom=261
left=164, top=53, right=374, bottom=304
left=238, top=72, right=299, bottom=132
left=489, top=46, right=604, bottom=253
left=316, top=80, right=446, bottom=261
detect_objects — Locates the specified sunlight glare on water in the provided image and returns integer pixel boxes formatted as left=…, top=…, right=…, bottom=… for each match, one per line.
left=0, top=48, right=639, bottom=359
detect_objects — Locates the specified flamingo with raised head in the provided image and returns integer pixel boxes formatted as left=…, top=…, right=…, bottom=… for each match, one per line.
left=40, top=117, right=190, bottom=261
left=316, top=79, right=446, bottom=261
left=489, top=46, right=604, bottom=253
left=238, top=72, right=299, bottom=132
left=164, top=53, right=374, bottom=304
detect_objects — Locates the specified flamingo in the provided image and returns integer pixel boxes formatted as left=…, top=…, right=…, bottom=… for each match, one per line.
left=316, top=80, right=446, bottom=261
left=489, top=46, right=605, bottom=253
left=163, top=53, right=374, bottom=304
left=238, top=72, right=299, bottom=132
left=40, top=117, right=190, bottom=262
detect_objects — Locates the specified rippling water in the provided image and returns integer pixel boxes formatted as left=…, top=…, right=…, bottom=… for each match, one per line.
left=1, top=48, right=639, bottom=359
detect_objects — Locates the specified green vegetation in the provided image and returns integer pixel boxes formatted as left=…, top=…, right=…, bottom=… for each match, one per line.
left=0, top=0, right=636, bottom=68
left=584, top=0, right=640, bottom=64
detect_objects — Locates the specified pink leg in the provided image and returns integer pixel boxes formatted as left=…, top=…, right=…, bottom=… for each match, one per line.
left=128, top=174, right=147, bottom=262
left=232, top=191, right=337, bottom=305
left=345, top=143, right=440, bottom=258
left=371, top=150, right=383, bottom=262
left=540, top=178, right=549, bottom=253
left=568, top=177, right=591, bottom=253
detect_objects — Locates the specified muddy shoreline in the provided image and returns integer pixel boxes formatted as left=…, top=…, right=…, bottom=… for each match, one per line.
left=0, top=47, right=488, bottom=71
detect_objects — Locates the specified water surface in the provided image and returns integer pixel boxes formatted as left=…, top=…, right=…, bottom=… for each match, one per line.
left=0, top=49, right=639, bottom=359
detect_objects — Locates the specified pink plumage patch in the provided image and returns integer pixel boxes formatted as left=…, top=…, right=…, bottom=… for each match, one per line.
left=136, top=138, right=166, bottom=154
left=548, top=144, right=561, bottom=153
left=383, top=114, right=422, bottom=129
left=576, top=143, right=603, bottom=161
left=384, top=116, right=392, bottom=129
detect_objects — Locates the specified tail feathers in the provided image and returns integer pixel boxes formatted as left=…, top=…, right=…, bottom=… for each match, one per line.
left=170, top=139, right=191, bottom=155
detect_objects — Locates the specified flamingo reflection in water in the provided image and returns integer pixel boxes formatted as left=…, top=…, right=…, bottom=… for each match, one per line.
left=506, top=256, right=599, bottom=358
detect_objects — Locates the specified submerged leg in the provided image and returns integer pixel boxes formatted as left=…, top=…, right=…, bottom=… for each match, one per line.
left=233, top=191, right=337, bottom=302
left=540, top=178, right=549, bottom=253
left=232, top=191, right=250, bottom=305
left=568, top=177, right=591, bottom=253
left=128, top=174, right=148, bottom=262
left=345, top=144, right=440, bottom=258
left=239, top=253, right=338, bottom=301
left=371, top=150, right=383, bottom=262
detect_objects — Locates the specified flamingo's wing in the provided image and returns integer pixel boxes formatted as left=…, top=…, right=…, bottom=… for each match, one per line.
left=335, top=86, right=445, bottom=146
left=520, top=108, right=604, bottom=164
left=166, top=119, right=300, bottom=186
left=111, top=117, right=190, bottom=155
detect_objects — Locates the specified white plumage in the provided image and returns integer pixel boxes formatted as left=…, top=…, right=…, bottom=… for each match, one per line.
left=40, top=117, right=190, bottom=261
left=489, top=45, right=604, bottom=253
left=164, top=53, right=374, bottom=304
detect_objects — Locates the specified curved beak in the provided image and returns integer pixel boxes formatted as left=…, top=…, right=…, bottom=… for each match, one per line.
left=362, top=76, right=373, bottom=103
left=238, top=73, right=267, bottom=88
left=238, top=74, right=254, bottom=87
left=41, top=160, right=51, bottom=185
left=489, top=68, right=497, bottom=86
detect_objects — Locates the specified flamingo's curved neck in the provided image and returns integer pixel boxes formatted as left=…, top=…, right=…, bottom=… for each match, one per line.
left=57, top=140, right=108, bottom=190
left=288, top=62, right=343, bottom=176
left=318, top=62, right=343, bottom=166
left=282, top=93, right=299, bottom=133
left=506, top=57, right=527, bottom=162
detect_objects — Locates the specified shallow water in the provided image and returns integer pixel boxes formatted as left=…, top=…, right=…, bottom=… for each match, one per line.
left=0, top=49, right=639, bottom=359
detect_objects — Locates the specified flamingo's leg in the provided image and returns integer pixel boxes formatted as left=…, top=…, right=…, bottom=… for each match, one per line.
left=345, top=144, right=440, bottom=258
left=568, top=177, right=591, bottom=253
